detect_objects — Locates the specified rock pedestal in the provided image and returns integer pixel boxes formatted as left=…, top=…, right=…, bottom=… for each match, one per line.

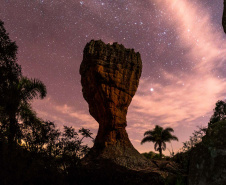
left=80, top=40, right=153, bottom=169
left=78, top=40, right=185, bottom=185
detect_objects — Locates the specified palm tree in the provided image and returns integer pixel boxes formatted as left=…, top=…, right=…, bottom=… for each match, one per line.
left=6, top=77, right=47, bottom=146
left=141, top=125, right=178, bottom=159
left=0, top=20, right=47, bottom=146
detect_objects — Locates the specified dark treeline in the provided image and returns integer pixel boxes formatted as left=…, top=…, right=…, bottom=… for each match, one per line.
left=172, top=100, right=226, bottom=174
left=0, top=20, right=93, bottom=185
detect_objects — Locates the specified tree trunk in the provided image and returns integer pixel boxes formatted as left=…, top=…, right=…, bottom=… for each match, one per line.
left=159, top=143, right=162, bottom=159
left=8, top=114, right=17, bottom=150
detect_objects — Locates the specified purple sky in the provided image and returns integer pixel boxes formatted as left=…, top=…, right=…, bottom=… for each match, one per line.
left=1, top=0, right=226, bottom=155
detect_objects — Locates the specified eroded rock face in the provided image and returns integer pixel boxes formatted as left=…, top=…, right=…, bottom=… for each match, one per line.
left=80, top=40, right=152, bottom=169
left=188, top=121, right=226, bottom=185
left=223, top=0, right=226, bottom=33
left=78, top=40, right=183, bottom=185
left=80, top=40, right=142, bottom=148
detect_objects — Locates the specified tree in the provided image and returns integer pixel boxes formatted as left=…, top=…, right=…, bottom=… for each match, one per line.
left=56, top=126, right=93, bottom=173
left=7, top=77, right=47, bottom=146
left=0, top=20, right=21, bottom=132
left=0, top=20, right=47, bottom=146
left=181, top=126, right=207, bottom=152
left=208, top=100, right=226, bottom=127
left=141, top=125, right=178, bottom=159
left=0, top=20, right=21, bottom=82
left=141, top=151, right=164, bottom=160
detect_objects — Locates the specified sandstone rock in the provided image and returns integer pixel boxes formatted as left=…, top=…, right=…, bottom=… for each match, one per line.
left=80, top=40, right=154, bottom=169
left=188, top=121, right=226, bottom=185
left=80, top=40, right=142, bottom=148
left=223, top=0, right=226, bottom=33
left=79, top=40, right=184, bottom=185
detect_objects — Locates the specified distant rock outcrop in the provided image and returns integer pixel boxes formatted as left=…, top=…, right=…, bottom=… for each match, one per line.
left=188, top=121, right=226, bottom=185
left=223, top=0, right=226, bottom=33
left=80, top=40, right=152, bottom=169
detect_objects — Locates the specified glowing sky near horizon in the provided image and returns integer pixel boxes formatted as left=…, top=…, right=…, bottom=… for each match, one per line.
left=1, top=0, right=225, bottom=155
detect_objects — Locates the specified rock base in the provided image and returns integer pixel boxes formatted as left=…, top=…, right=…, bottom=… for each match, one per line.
left=78, top=159, right=165, bottom=185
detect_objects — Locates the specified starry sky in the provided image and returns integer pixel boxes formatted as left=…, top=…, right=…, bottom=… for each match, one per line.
left=1, top=0, right=226, bottom=155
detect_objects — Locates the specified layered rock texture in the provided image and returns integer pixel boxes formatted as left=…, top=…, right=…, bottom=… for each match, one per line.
left=189, top=121, right=226, bottom=185
left=79, top=40, right=184, bottom=185
left=80, top=40, right=142, bottom=149
left=223, top=0, right=226, bottom=33
left=80, top=40, right=152, bottom=169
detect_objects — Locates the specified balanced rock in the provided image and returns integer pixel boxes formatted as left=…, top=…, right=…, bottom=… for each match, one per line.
left=223, top=0, right=226, bottom=33
left=80, top=40, right=155, bottom=170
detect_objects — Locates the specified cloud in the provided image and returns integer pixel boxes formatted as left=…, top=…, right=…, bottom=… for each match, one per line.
left=32, top=97, right=98, bottom=131
left=29, top=0, right=226, bottom=155
left=128, top=0, right=226, bottom=128
left=127, top=0, right=226, bottom=154
left=153, top=0, right=226, bottom=70
left=128, top=72, right=225, bottom=128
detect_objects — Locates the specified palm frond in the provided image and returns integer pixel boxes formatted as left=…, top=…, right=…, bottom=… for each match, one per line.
left=154, top=142, right=159, bottom=151
left=20, top=77, right=47, bottom=101
left=19, top=103, right=41, bottom=127
left=144, top=130, right=154, bottom=136
left=170, top=135, right=179, bottom=141
left=141, top=136, right=155, bottom=144
left=163, top=127, right=174, bottom=133
left=162, top=142, right=166, bottom=151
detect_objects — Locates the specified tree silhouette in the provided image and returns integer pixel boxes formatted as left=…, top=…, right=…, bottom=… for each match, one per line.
left=0, top=20, right=47, bottom=147
left=0, top=19, right=95, bottom=185
left=208, top=100, right=226, bottom=127
left=7, top=77, right=46, bottom=147
left=0, top=20, right=21, bottom=139
left=141, top=125, right=178, bottom=159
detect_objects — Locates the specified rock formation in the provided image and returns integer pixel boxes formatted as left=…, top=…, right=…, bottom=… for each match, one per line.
left=79, top=40, right=185, bottom=185
left=223, top=0, right=226, bottom=33
left=80, top=40, right=153, bottom=169
left=188, top=121, right=226, bottom=185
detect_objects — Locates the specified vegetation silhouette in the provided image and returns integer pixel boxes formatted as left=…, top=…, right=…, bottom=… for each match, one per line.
left=141, top=125, right=178, bottom=159
left=173, top=100, right=226, bottom=179
left=141, top=151, right=164, bottom=160
left=208, top=100, right=226, bottom=127
left=0, top=19, right=93, bottom=185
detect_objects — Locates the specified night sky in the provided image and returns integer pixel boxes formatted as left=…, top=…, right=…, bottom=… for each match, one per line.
left=1, top=0, right=226, bottom=155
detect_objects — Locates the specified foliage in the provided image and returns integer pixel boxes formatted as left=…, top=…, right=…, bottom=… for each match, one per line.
left=141, top=125, right=178, bottom=159
left=181, top=126, right=207, bottom=152
left=0, top=20, right=21, bottom=139
left=0, top=20, right=47, bottom=146
left=142, top=151, right=164, bottom=160
left=172, top=150, right=191, bottom=174
left=173, top=100, right=225, bottom=174
left=208, top=100, right=226, bottom=127
left=0, top=19, right=93, bottom=185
